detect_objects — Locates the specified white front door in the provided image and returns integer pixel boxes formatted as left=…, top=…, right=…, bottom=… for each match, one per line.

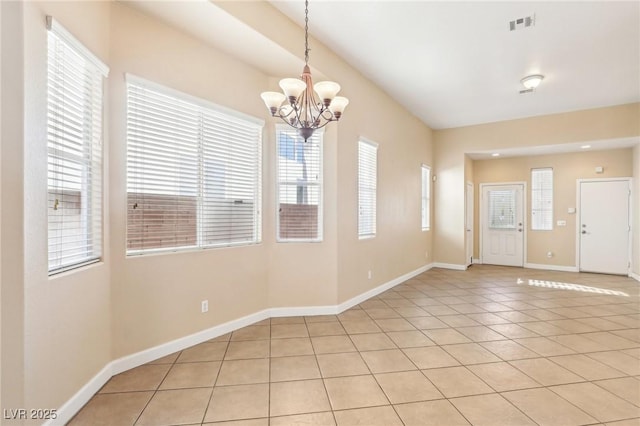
left=579, top=179, right=630, bottom=275
left=466, top=182, right=474, bottom=266
left=481, top=184, right=524, bottom=267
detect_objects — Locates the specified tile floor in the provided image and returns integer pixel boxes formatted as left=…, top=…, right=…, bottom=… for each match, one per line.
left=69, top=266, right=640, bottom=425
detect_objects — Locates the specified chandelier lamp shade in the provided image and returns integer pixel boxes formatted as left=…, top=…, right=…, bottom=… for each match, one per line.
left=260, top=0, right=348, bottom=141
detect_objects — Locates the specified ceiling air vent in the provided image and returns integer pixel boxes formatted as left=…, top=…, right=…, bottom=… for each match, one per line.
left=519, top=88, right=534, bottom=95
left=510, top=15, right=535, bottom=31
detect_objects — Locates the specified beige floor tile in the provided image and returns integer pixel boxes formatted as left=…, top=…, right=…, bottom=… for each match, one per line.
left=225, top=340, right=270, bottom=360
left=488, top=323, right=540, bottom=339
left=403, top=346, right=460, bottom=369
left=496, top=311, right=539, bottom=323
left=548, top=319, right=599, bottom=333
left=307, top=322, right=347, bottom=337
left=270, top=355, right=321, bottom=382
left=270, top=337, right=314, bottom=357
left=595, top=377, right=640, bottom=407
left=423, top=305, right=460, bottom=316
left=146, top=352, right=180, bottom=365
left=341, top=319, right=383, bottom=334
left=160, top=361, right=221, bottom=389
left=588, top=351, right=640, bottom=375
left=550, top=382, right=640, bottom=423
left=337, top=309, right=370, bottom=321
left=100, top=364, right=170, bottom=393
left=578, top=317, right=626, bottom=331
left=272, top=324, right=309, bottom=339
left=480, top=340, right=539, bottom=361
left=177, top=342, right=228, bottom=363
left=450, top=393, right=536, bottom=426
left=204, top=383, right=269, bottom=422
left=517, top=321, right=568, bottom=337
left=603, top=419, right=640, bottom=426
left=68, top=392, right=153, bottom=426
left=311, top=336, right=357, bottom=354
left=514, top=337, right=576, bottom=356
left=203, top=419, right=268, bottom=426
left=502, top=388, right=597, bottom=426
left=581, top=332, right=639, bottom=350
left=216, top=359, right=269, bottom=385
left=271, top=316, right=305, bottom=325
left=439, top=315, right=480, bottom=327
left=374, top=370, right=443, bottom=403
left=364, top=308, right=401, bottom=319
left=442, top=343, right=501, bottom=365
left=305, top=315, right=340, bottom=323
left=360, top=349, right=417, bottom=373
left=350, top=333, right=397, bottom=351
left=456, top=326, right=508, bottom=342
left=546, top=334, right=610, bottom=353
left=468, top=362, right=540, bottom=392
left=316, top=352, right=370, bottom=377
left=270, top=379, right=331, bottom=416
left=137, top=388, right=212, bottom=426
left=386, top=330, right=435, bottom=348
left=423, top=328, right=471, bottom=345
left=375, top=318, right=416, bottom=332
left=394, top=307, right=430, bottom=317
left=270, top=412, right=336, bottom=426
left=407, top=316, right=449, bottom=329
left=334, top=405, right=403, bottom=426
left=510, top=357, right=584, bottom=386
left=423, top=366, right=493, bottom=397
left=550, top=354, right=627, bottom=381
left=324, top=375, right=389, bottom=410
left=394, top=400, right=470, bottom=426
left=466, top=312, right=511, bottom=325
left=231, top=325, right=270, bottom=341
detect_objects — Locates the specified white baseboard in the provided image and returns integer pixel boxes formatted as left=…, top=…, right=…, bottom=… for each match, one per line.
left=432, top=262, right=467, bottom=271
left=524, top=263, right=579, bottom=273
left=629, top=271, right=640, bottom=282
left=51, top=262, right=432, bottom=425
left=472, top=258, right=482, bottom=264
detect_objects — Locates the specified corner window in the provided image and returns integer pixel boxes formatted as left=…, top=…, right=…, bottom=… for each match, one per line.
left=47, top=17, right=109, bottom=274
left=276, top=127, right=323, bottom=242
left=358, top=140, right=378, bottom=238
left=531, top=167, right=553, bottom=230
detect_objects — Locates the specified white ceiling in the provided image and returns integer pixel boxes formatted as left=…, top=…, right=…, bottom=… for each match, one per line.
left=125, top=1, right=639, bottom=132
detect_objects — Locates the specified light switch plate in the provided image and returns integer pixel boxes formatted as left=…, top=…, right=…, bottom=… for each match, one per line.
left=557, top=220, right=566, bottom=226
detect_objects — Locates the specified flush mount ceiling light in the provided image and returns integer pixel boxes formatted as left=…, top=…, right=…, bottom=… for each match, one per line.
left=521, top=74, right=545, bottom=90
left=260, top=0, right=348, bottom=141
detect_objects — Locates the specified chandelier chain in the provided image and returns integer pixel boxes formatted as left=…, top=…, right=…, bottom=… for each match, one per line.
left=304, top=0, right=309, bottom=65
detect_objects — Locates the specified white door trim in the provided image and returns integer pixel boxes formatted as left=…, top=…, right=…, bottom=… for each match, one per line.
left=576, top=177, right=632, bottom=275
left=466, top=181, right=474, bottom=268
left=479, top=181, right=527, bottom=266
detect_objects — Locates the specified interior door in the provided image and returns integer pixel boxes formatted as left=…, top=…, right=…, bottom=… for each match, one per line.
left=482, top=184, right=524, bottom=267
left=579, top=180, right=630, bottom=275
left=466, top=182, right=474, bottom=266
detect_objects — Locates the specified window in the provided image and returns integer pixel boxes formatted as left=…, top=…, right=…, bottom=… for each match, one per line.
left=488, top=189, right=517, bottom=229
left=47, top=17, right=109, bottom=274
left=358, top=140, right=378, bottom=238
left=421, top=165, right=431, bottom=230
left=276, top=126, right=322, bottom=242
left=126, top=76, right=263, bottom=254
left=531, top=168, right=553, bottom=230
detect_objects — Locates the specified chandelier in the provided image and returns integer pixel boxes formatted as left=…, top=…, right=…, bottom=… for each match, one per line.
left=260, top=0, right=348, bottom=141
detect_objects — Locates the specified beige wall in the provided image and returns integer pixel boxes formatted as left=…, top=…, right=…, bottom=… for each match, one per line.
left=434, top=103, right=640, bottom=266
left=473, top=149, right=633, bottom=267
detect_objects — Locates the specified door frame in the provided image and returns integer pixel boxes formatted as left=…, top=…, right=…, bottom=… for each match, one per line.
left=466, top=181, right=474, bottom=267
left=479, top=181, right=527, bottom=266
left=576, top=177, right=632, bottom=274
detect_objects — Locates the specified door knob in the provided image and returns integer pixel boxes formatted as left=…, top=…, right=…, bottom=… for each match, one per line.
left=518, top=229, right=523, bottom=232
left=582, top=230, right=587, bottom=234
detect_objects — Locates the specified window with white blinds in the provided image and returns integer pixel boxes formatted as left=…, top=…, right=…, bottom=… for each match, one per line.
left=126, top=76, right=263, bottom=254
left=421, top=165, right=431, bottom=231
left=531, top=167, right=553, bottom=230
left=358, top=140, right=378, bottom=238
left=488, top=189, right=517, bottom=229
left=47, top=17, right=109, bottom=275
left=276, top=126, right=323, bottom=242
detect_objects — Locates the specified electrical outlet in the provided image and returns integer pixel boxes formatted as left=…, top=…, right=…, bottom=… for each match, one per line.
left=201, top=300, right=209, bottom=313
left=367, top=270, right=372, bottom=279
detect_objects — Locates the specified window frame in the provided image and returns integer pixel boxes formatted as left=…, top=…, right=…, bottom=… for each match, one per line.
left=275, top=125, right=324, bottom=243
left=421, top=164, right=431, bottom=231
left=358, top=138, right=378, bottom=239
left=46, top=16, right=109, bottom=275
left=531, top=167, right=554, bottom=231
left=125, top=74, right=264, bottom=255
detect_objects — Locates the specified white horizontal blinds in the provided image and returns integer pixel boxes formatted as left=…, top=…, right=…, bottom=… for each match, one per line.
left=488, top=189, right=517, bottom=229
left=531, top=167, right=553, bottom=230
left=421, top=165, right=431, bottom=230
left=276, top=127, right=322, bottom=241
left=126, top=78, right=263, bottom=255
left=358, top=140, right=377, bottom=238
left=47, top=19, right=108, bottom=274
left=201, top=109, right=262, bottom=246
left=127, top=85, right=200, bottom=252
